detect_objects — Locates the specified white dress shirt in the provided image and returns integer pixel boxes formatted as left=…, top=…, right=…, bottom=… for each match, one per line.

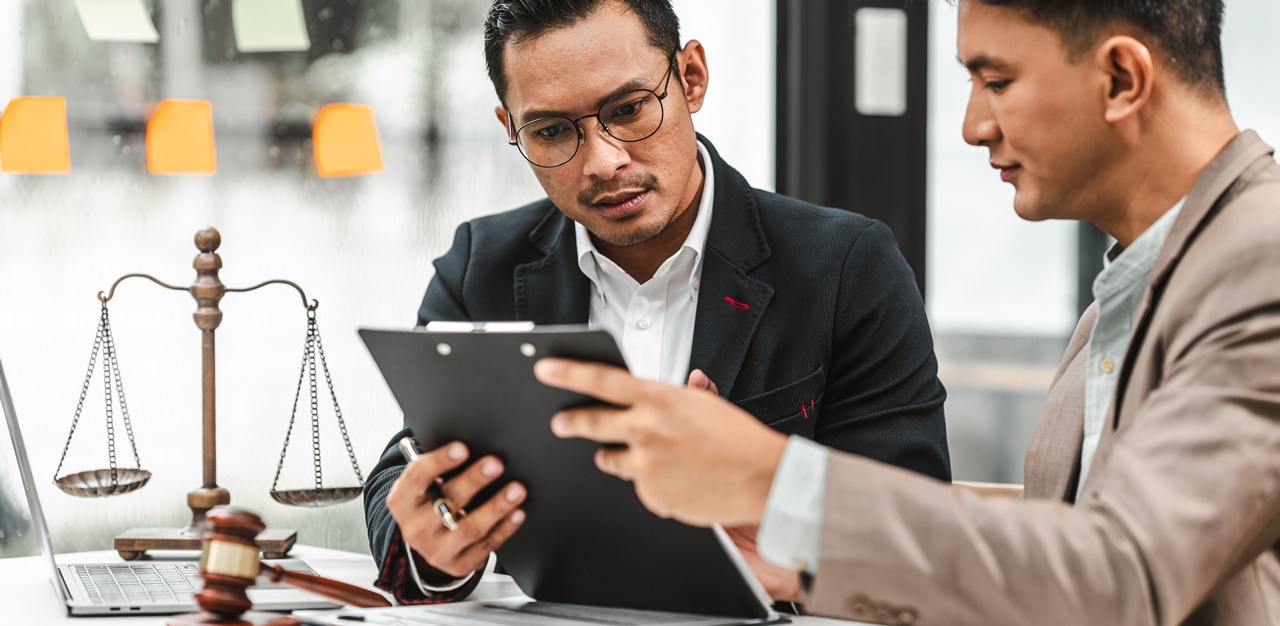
left=408, top=141, right=716, bottom=594
left=575, top=141, right=716, bottom=384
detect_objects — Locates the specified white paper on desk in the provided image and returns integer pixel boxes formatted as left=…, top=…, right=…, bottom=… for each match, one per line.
left=71, top=0, right=159, bottom=43
left=296, top=599, right=775, bottom=626
left=232, top=0, right=312, bottom=52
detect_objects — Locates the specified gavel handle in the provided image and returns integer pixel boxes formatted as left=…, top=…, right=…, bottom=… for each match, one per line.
left=259, top=563, right=393, bottom=608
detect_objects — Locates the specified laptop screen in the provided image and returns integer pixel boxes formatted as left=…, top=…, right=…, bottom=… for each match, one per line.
left=0, top=357, right=60, bottom=584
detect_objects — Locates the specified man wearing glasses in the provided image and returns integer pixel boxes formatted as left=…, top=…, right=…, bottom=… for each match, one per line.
left=363, top=0, right=950, bottom=605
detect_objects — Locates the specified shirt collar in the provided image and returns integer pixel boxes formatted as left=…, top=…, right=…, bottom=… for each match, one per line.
left=1095, top=196, right=1187, bottom=299
left=575, top=140, right=716, bottom=295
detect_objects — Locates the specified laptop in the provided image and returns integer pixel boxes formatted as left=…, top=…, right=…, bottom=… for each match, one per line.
left=0, top=356, right=341, bottom=615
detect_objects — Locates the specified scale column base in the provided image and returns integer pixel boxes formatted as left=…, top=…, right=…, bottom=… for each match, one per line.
left=114, top=528, right=297, bottom=561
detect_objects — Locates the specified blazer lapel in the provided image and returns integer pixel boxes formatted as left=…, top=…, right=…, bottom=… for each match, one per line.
left=1023, top=303, right=1094, bottom=501
left=514, top=209, right=591, bottom=325
left=1104, top=131, right=1276, bottom=432
left=687, top=136, right=774, bottom=399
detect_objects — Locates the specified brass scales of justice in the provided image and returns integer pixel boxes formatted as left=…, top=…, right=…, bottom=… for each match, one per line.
left=51, top=227, right=365, bottom=560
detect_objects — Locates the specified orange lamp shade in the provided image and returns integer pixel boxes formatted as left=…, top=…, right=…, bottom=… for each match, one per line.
left=313, top=104, right=384, bottom=178
left=0, top=97, right=72, bottom=174
left=146, top=99, right=217, bottom=175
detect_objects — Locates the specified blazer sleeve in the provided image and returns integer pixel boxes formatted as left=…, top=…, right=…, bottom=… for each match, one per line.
left=804, top=232, right=1280, bottom=626
left=816, top=221, right=950, bottom=481
left=363, top=223, right=480, bottom=603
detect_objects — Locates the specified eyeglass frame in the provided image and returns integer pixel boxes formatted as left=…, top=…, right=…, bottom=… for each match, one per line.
left=505, top=54, right=680, bottom=168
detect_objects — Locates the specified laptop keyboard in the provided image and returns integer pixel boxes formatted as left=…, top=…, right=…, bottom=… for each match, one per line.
left=74, top=563, right=200, bottom=605
left=74, top=563, right=299, bottom=605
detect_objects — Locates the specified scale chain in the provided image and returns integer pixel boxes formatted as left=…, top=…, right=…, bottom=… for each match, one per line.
left=271, top=318, right=314, bottom=493
left=313, top=316, right=364, bottom=485
left=54, top=306, right=106, bottom=483
left=271, top=309, right=364, bottom=494
left=102, top=310, right=119, bottom=487
left=102, top=308, right=143, bottom=470
left=308, top=318, right=323, bottom=490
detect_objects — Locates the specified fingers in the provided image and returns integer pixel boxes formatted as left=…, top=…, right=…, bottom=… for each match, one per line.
left=456, top=486, right=528, bottom=565
left=395, top=479, right=528, bottom=578
left=687, top=369, right=719, bottom=396
left=535, top=358, right=646, bottom=406
left=550, top=405, right=631, bottom=443
left=594, top=447, right=635, bottom=481
left=447, top=482, right=527, bottom=562
left=386, top=442, right=469, bottom=518
left=440, top=455, right=505, bottom=510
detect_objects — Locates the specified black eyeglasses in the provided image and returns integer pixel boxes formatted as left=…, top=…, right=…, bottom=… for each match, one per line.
left=507, top=58, right=677, bottom=168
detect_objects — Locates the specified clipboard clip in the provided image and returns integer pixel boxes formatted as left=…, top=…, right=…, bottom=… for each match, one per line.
left=423, top=321, right=536, bottom=333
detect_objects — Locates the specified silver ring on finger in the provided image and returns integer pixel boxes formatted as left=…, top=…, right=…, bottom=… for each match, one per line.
left=433, top=497, right=464, bottom=531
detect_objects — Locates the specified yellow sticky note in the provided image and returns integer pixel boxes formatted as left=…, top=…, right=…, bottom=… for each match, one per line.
left=72, top=0, right=160, bottom=43
left=0, top=97, right=72, bottom=174
left=147, top=100, right=217, bottom=175
left=313, top=104, right=384, bottom=178
left=232, top=0, right=311, bottom=52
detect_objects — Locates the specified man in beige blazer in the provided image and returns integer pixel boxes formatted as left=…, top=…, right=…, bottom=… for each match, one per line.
left=530, top=0, right=1280, bottom=624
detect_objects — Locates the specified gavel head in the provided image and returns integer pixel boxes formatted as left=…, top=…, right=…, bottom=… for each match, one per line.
left=193, top=506, right=265, bottom=618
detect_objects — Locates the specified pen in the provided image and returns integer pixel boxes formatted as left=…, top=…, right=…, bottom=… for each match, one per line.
left=336, top=613, right=409, bottom=625
left=397, top=436, right=461, bottom=530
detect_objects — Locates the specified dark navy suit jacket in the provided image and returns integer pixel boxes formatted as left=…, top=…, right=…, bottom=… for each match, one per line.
left=364, top=136, right=950, bottom=603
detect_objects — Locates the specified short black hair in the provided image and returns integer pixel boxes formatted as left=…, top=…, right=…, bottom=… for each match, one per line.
left=484, top=0, right=681, bottom=105
left=957, top=0, right=1226, bottom=98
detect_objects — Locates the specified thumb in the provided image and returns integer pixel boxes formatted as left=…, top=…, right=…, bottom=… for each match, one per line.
left=687, top=369, right=719, bottom=395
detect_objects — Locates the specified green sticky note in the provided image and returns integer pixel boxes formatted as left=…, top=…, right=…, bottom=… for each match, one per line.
left=71, top=0, right=159, bottom=43
left=232, top=0, right=312, bottom=53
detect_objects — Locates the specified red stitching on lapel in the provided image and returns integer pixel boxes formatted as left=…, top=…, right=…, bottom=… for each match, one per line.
left=724, top=296, right=749, bottom=310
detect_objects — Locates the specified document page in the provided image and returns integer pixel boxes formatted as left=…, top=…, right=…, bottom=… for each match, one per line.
left=297, top=598, right=783, bottom=626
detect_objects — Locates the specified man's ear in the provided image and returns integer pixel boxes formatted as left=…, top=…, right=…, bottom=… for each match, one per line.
left=495, top=105, right=513, bottom=139
left=1097, top=36, right=1154, bottom=125
left=677, top=40, right=709, bottom=114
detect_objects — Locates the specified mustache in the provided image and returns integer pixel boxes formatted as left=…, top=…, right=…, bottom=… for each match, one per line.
left=578, top=174, right=659, bottom=206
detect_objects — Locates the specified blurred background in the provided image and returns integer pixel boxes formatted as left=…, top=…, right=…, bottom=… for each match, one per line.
left=0, top=0, right=1277, bottom=558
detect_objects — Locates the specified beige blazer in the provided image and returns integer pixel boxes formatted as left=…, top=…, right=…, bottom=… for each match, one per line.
left=807, top=131, right=1280, bottom=626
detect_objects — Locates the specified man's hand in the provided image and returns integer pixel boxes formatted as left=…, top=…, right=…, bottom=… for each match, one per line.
left=725, top=525, right=802, bottom=602
left=386, top=442, right=527, bottom=578
left=536, top=358, right=788, bottom=527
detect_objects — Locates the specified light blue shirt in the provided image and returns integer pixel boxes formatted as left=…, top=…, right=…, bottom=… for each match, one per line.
left=1076, top=199, right=1185, bottom=500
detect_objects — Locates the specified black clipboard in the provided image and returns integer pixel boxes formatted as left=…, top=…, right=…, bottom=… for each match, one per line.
left=359, top=324, right=777, bottom=620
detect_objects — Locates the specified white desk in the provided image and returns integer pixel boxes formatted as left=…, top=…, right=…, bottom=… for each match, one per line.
left=1, top=546, right=854, bottom=626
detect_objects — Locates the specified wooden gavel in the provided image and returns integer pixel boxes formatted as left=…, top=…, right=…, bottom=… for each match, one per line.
left=169, top=506, right=391, bottom=626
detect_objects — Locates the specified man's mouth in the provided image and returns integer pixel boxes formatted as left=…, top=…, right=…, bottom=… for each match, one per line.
left=592, top=190, right=650, bottom=219
left=992, top=162, right=1022, bottom=183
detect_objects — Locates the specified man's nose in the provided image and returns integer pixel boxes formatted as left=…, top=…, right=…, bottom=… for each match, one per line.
left=962, top=91, right=1001, bottom=147
left=577, top=121, right=631, bottom=180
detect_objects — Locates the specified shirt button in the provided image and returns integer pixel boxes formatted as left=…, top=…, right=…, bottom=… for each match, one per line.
left=1101, top=358, right=1115, bottom=373
left=636, top=318, right=651, bottom=330
left=691, top=277, right=700, bottom=290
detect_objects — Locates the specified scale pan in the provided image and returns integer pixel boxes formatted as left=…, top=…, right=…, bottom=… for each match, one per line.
left=55, top=469, right=152, bottom=497
left=270, top=487, right=362, bottom=507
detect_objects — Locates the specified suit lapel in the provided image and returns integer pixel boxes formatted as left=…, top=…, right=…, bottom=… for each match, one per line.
left=514, top=209, right=591, bottom=325
left=1023, top=304, right=1094, bottom=501
left=1103, top=131, right=1276, bottom=433
left=687, top=136, right=774, bottom=399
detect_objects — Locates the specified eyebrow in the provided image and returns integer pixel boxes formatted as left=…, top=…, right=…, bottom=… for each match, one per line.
left=516, top=75, right=657, bottom=124
left=958, top=54, right=1009, bottom=73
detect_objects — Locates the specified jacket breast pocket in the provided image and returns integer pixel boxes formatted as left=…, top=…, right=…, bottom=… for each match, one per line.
left=732, top=366, right=826, bottom=439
